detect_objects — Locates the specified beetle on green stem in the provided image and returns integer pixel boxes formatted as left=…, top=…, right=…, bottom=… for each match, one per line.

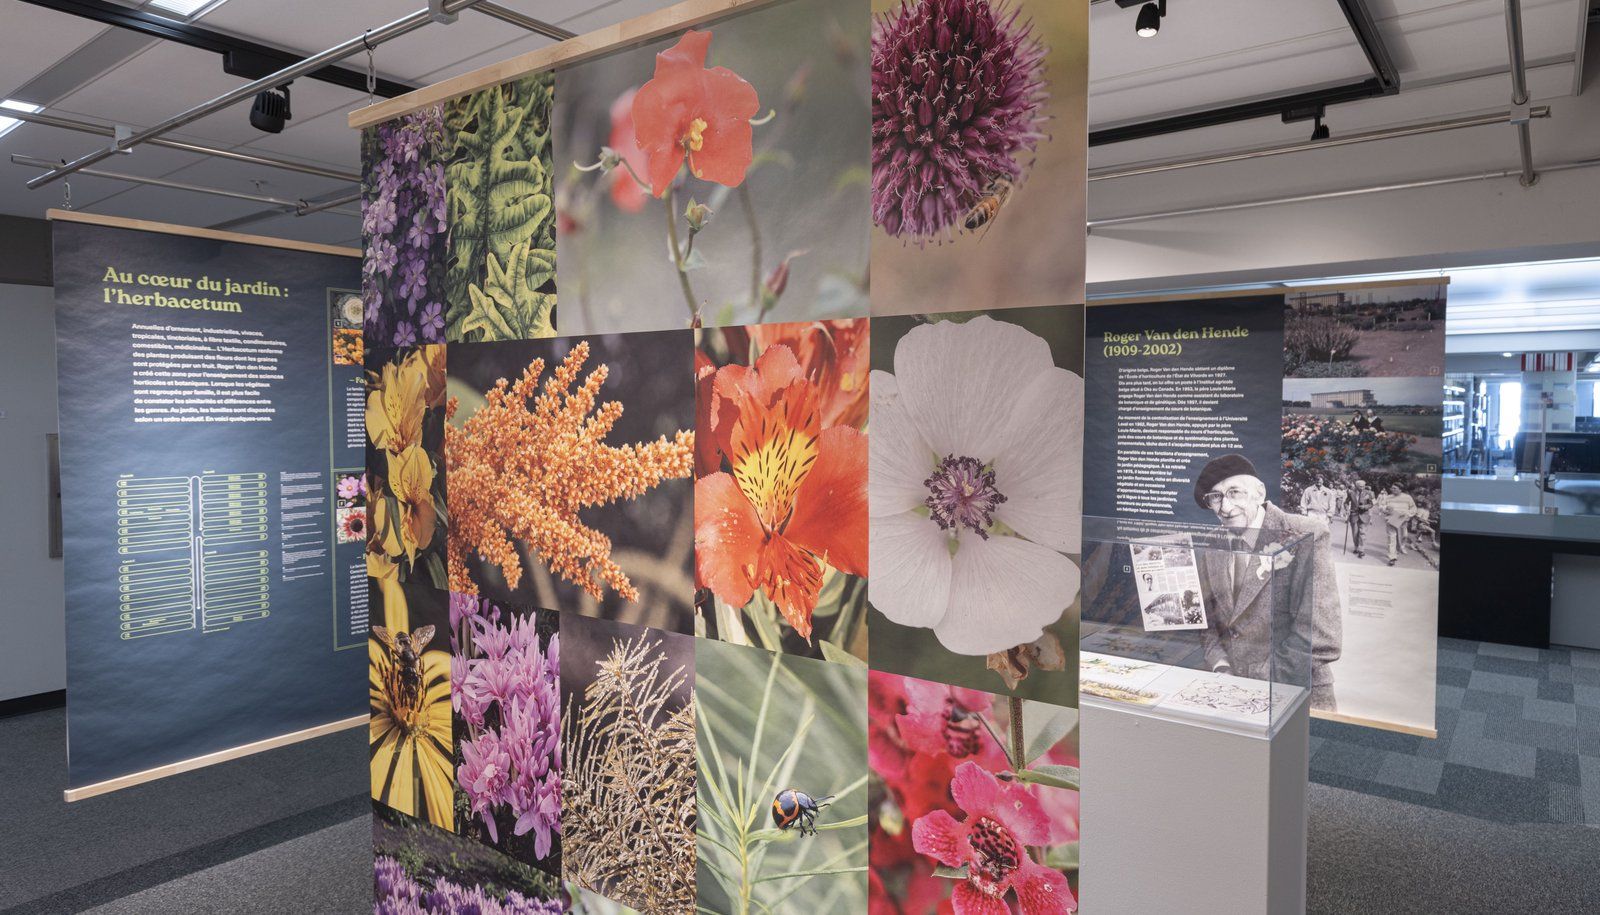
left=771, top=788, right=833, bottom=836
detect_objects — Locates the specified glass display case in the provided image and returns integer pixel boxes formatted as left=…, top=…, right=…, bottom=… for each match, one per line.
left=1079, top=516, right=1316, bottom=736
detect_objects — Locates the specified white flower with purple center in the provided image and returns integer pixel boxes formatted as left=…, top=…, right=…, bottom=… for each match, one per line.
left=869, top=315, right=1082, bottom=655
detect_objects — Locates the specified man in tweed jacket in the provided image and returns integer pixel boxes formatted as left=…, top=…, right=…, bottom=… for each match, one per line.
left=1194, top=454, right=1343, bottom=711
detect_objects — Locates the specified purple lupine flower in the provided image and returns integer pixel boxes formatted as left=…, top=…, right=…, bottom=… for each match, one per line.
left=419, top=302, right=445, bottom=342
left=870, top=0, right=1047, bottom=241
left=369, top=237, right=399, bottom=278
left=397, top=255, right=428, bottom=305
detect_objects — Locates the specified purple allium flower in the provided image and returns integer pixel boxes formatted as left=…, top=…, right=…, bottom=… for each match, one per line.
left=870, top=0, right=1047, bottom=241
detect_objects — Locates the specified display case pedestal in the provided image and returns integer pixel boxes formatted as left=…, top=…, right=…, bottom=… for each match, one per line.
left=1078, top=692, right=1309, bottom=915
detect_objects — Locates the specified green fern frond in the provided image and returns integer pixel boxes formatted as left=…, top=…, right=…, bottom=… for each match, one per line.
left=442, top=73, right=557, bottom=341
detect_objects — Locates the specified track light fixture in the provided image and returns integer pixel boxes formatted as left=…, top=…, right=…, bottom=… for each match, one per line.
left=1115, top=0, right=1167, bottom=38
left=249, top=83, right=292, bottom=134
left=1310, top=115, right=1330, bottom=142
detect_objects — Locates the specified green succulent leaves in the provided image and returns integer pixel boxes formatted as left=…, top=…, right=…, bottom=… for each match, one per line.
left=443, top=73, right=557, bottom=341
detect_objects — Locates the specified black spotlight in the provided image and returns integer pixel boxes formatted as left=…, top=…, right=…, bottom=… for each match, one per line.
left=249, top=84, right=292, bottom=134
left=1136, top=0, right=1165, bottom=37
left=1310, top=115, right=1330, bottom=142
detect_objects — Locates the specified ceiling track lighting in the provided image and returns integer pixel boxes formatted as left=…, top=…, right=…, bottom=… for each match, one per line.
left=1114, top=0, right=1166, bottom=38
left=1310, top=115, right=1330, bottom=142
left=249, top=82, right=292, bottom=134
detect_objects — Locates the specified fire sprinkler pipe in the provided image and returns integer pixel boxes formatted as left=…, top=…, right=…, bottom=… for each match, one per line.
left=473, top=2, right=576, bottom=40
left=5, top=108, right=360, bottom=183
left=24, top=0, right=488, bottom=191
left=11, top=154, right=361, bottom=217
left=1505, top=0, right=1538, bottom=186
left=1087, top=157, right=1600, bottom=230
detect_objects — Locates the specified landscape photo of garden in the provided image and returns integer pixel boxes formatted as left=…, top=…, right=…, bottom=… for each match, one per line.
left=1282, top=283, right=1446, bottom=379
left=1283, top=376, right=1444, bottom=476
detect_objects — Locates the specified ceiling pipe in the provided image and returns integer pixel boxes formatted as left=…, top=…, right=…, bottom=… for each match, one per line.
left=24, top=0, right=487, bottom=191
left=296, top=189, right=362, bottom=217
left=1089, top=108, right=1550, bottom=182
left=14, top=0, right=416, bottom=98
left=5, top=108, right=359, bottom=183
left=472, top=2, right=576, bottom=40
left=1087, top=157, right=1600, bottom=230
left=1504, top=0, right=1538, bottom=187
left=12, top=153, right=358, bottom=216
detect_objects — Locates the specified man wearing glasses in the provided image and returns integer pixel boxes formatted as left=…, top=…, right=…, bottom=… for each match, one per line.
left=1193, top=454, right=1342, bottom=710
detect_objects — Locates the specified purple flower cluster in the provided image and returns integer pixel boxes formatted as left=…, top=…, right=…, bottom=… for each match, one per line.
left=374, top=855, right=563, bottom=915
left=364, top=107, right=449, bottom=348
left=870, top=0, right=1047, bottom=240
left=451, top=597, right=561, bottom=862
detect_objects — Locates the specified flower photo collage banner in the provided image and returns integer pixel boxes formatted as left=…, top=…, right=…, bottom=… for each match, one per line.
left=360, top=0, right=1087, bottom=912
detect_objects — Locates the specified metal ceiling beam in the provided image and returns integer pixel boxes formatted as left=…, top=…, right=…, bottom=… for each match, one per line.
left=1089, top=0, right=1402, bottom=146
left=1089, top=79, right=1392, bottom=147
left=472, top=2, right=576, bottom=40
left=1089, top=108, right=1550, bottom=181
left=25, top=0, right=487, bottom=191
left=16, top=0, right=416, bottom=98
left=1335, top=0, right=1401, bottom=92
left=5, top=108, right=359, bottom=183
left=11, top=153, right=359, bottom=216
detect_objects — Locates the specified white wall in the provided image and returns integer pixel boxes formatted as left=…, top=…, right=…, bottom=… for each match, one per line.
left=0, top=282, right=65, bottom=701
left=1086, top=34, right=1600, bottom=292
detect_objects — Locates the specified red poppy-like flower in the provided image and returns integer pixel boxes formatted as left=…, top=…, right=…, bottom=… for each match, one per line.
left=632, top=30, right=761, bottom=197
left=748, top=319, right=870, bottom=430
left=694, top=344, right=867, bottom=638
left=607, top=87, right=650, bottom=212
left=912, top=763, right=1076, bottom=914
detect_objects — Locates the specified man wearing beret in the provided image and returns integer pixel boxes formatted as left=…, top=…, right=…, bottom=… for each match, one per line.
left=1193, top=454, right=1342, bottom=710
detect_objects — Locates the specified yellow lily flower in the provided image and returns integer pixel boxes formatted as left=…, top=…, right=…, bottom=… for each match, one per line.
left=372, top=446, right=438, bottom=564
left=367, top=359, right=428, bottom=453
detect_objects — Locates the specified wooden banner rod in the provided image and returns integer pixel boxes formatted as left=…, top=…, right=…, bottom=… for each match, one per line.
left=47, top=208, right=360, bottom=258
left=64, top=715, right=367, bottom=802
left=347, top=0, right=787, bottom=130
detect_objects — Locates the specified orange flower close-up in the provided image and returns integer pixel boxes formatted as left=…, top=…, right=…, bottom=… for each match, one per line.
left=749, top=319, right=870, bottom=431
left=606, top=87, right=649, bottom=213
left=631, top=29, right=760, bottom=197
left=694, top=344, right=867, bottom=638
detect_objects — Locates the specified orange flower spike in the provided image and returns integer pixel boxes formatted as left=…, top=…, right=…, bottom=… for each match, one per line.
left=445, top=343, right=694, bottom=601
left=631, top=30, right=761, bottom=197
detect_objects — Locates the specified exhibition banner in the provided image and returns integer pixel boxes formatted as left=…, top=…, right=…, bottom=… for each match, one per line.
left=1084, top=280, right=1446, bottom=736
left=355, top=0, right=1089, bottom=911
left=52, top=212, right=369, bottom=794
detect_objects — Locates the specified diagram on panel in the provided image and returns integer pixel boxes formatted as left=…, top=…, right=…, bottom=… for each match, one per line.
left=115, top=472, right=271, bottom=639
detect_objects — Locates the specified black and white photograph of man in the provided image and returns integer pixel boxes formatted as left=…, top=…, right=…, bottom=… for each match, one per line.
left=1193, top=454, right=1342, bottom=710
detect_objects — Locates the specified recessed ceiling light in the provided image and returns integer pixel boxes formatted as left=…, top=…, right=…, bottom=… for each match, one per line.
left=1502, top=352, right=1514, bottom=358
left=0, top=99, right=43, bottom=141
left=146, top=0, right=230, bottom=19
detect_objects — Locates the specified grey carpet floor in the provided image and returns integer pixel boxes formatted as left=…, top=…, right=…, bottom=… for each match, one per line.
left=0, top=708, right=368, bottom=914
left=78, top=817, right=370, bottom=915
left=1307, top=781, right=1600, bottom=914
